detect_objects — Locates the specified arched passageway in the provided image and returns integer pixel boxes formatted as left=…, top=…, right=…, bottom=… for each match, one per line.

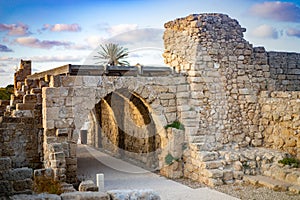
left=86, top=88, right=161, bottom=169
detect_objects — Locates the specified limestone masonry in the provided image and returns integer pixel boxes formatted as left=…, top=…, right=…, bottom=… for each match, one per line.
left=1, top=13, right=300, bottom=197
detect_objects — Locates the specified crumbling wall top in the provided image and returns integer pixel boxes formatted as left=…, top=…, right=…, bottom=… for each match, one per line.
left=164, top=13, right=246, bottom=41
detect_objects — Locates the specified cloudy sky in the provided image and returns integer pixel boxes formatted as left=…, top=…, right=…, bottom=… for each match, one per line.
left=1, top=0, right=300, bottom=86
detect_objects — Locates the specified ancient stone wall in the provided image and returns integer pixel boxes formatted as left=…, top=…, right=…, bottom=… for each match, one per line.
left=268, top=52, right=300, bottom=91
left=2, top=13, right=300, bottom=192
left=14, top=60, right=31, bottom=92
left=259, top=91, right=300, bottom=158
left=97, top=99, right=119, bottom=154
left=163, top=13, right=269, bottom=151
left=0, top=116, right=41, bottom=169
left=42, top=75, right=186, bottom=181
left=0, top=157, right=33, bottom=196
left=163, top=13, right=300, bottom=186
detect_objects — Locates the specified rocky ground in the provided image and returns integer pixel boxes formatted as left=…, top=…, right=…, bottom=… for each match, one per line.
left=115, top=151, right=300, bottom=200
left=173, top=177, right=300, bottom=200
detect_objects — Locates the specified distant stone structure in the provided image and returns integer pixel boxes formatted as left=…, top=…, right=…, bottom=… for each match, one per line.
left=1, top=13, right=300, bottom=196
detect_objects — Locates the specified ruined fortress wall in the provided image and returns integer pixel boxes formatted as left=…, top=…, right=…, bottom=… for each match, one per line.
left=14, top=60, right=31, bottom=92
left=163, top=14, right=269, bottom=150
left=268, top=52, right=300, bottom=91
left=0, top=117, right=38, bottom=196
left=259, top=91, right=300, bottom=158
left=163, top=13, right=300, bottom=185
left=0, top=117, right=41, bottom=169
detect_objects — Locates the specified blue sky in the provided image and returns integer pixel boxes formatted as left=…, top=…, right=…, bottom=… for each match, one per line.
left=1, top=0, right=300, bottom=86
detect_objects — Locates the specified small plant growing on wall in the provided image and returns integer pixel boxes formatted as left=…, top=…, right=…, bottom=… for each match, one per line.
left=278, top=157, right=300, bottom=168
left=164, top=120, right=185, bottom=130
left=165, top=153, right=181, bottom=165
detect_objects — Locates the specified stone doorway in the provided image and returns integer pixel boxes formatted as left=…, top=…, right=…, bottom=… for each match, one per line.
left=86, top=88, right=161, bottom=170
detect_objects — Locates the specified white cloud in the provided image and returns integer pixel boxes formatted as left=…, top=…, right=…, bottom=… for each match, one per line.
left=286, top=28, right=300, bottom=38
left=14, top=37, right=71, bottom=49
left=107, top=24, right=138, bottom=36
left=0, top=23, right=31, bottom=36
left=83, top=28, right=164, bottom=65
left=14, top=37, right=90, bottom=50
left=0, top=57, right=19, bottom=62
left=30, top=55, right=85, bottom=63
left=85, top=35, right=106, bottom=49
left=250, top=1, right=300, bottom=22
left=0, top=55, right=84, bottom=65
left=43, top=23, right=81, bottom=32
left=251, top=25, right=279, bottom=39
left=107, top=28, right=164, bottom=46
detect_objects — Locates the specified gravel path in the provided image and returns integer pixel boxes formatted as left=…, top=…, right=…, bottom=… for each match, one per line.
left=172, top=177, right=300, bottom=200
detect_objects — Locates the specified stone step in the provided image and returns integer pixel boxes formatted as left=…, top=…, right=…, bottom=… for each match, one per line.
left=61, top=182, right=76, bottom=193
left=244, top=175, right=300, bottom=194
left=189, top=135, right=205, bottom=143
left=193, top=142, right=205, bottom=150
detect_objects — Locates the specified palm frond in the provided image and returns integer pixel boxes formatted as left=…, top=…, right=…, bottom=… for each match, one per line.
left=95, top=43, right=129, bottom=66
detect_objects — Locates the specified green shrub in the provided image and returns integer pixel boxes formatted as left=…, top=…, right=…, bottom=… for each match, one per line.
left=165, top=153, right=181, bottom=165
left=164, top=120, right=185, bottom=130
left=0, top=84, right=13, bottom=100
left=278, top=157, right=299, bottom=168
left=165, top=153, right=174, bottom=165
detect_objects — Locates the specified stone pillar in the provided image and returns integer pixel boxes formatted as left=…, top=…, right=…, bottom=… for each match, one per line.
left=42, top=87, right=77, bottom=183
left=14, top=60, right=31, bottom=92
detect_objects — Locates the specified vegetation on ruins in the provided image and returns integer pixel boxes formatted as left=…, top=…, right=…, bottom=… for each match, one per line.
left=164, top=120, right=185, bottom=130
left=94, top=43, right=130, bottom=66
left=0, top=84, right=13, bottom=100
left=278, top=157, right=300, bottom=168
left=165, top=153, right=181, bottom=165
left=33, top=176, right=63, bottom=195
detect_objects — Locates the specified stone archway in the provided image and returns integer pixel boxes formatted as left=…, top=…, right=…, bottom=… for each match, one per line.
left=85, top=88, right=161, bottom=169
left=42, top=75, right=186, bottom=182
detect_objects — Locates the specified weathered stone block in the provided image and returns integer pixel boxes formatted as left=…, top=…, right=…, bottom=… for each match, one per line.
left=159, top=93, right=175, bottom=100
left=285, top=172, right=300, bottom=184
left=50, top=152, right=65, bottom=161
left=9, top=168, right=33, bottom=181
left=108, top=189, right=161, bottom=200
left=223, top=170, right=233, bottom=181
left=50, top=160, right=66, bottom=168
left=49, top=143, right=63, bottom=153
left=23, top=94, right=37, bottom=103
left=0, top=157, right=11, bottom=171
left=56, top=128, right=69, bottom=137
left=204, top=169, right=223, bottom=178
left=0, top=180, right=12, bottom=196
left=202, top=161, right=223, bottom=169
left=33, top=168, right=53, bottom=179
left=61, top=191, right=109, bottom=200
left=199, top=151, right=218, bottom=162
left=10, top=193, right=61, bottom=200
left=16, top=103, right=35, bottom=111
left=13, top=178, right=33, bottom=191
left=79, top=180, right=98, bottom=192
left=233, top=171, right=244, bottom=180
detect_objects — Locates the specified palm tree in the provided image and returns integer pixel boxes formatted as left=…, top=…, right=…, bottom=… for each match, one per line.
left=94, top=43, right=130, bottom=66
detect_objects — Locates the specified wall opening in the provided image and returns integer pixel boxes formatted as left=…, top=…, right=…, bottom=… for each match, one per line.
left=86, top=88, right=160, bottom=170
